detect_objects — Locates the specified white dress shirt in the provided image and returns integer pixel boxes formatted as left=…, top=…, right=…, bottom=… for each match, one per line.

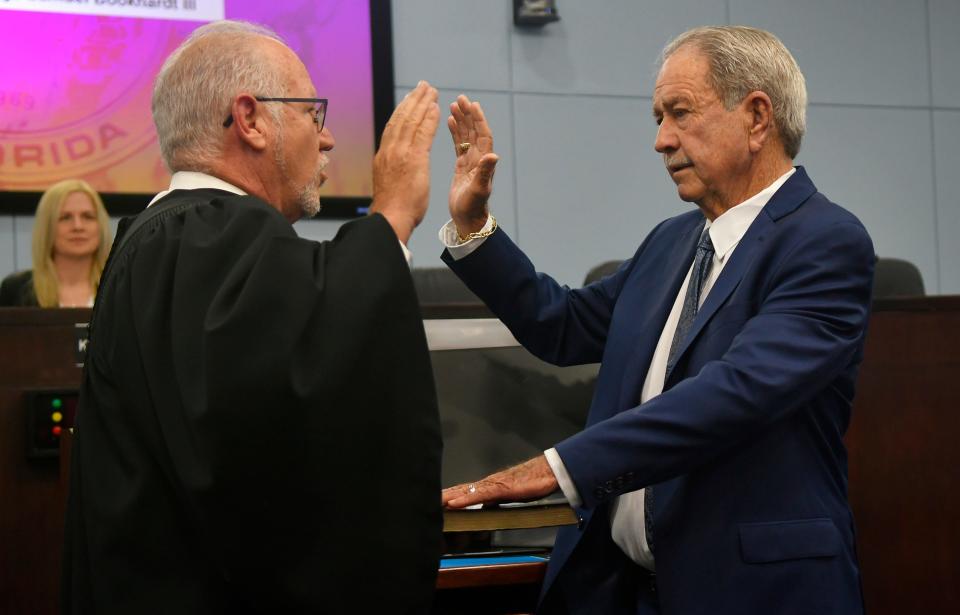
left=151, top=171, right=412, bottom=263
left=441, top=168, right=796, bottom=570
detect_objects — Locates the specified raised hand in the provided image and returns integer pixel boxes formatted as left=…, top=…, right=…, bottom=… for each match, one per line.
left=442, top=455, right=559, bottom=509
left=447, top=95, right=499, bottom=237
left=370, top=81, right=440, bottom=244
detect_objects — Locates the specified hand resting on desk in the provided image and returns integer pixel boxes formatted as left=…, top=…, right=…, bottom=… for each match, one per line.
left=442, top=454, right=559, bottom=509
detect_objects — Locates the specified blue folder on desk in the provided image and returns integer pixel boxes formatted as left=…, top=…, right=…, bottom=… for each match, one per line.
left=440, top=555, right=549, bottom=569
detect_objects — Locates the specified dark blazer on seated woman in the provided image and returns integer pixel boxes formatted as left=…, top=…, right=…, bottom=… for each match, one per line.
left=0, top=270, right=39, bottom=307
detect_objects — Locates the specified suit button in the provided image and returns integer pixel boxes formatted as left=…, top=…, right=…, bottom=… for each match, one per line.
left=594, top=487, right=605, bottom=500
left=604, top=480, right=614, bottom=493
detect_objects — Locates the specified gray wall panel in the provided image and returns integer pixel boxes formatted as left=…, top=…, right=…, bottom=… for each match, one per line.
left=930, top=0, right=960, bottom=108
left=513, top=93, right=685, bottom=288
left=13, top=215, right=32, bottom=272
left=730, top=0, right=930, bottom=107
left=933, top=111, right=960, bottom=294
left=797, top=105, right=937, bottom=292
left=391, top=0, right=512, bottom=90
left=0, top=216, right=15, bottom=280
left=511, top=0, right=726, bottom=96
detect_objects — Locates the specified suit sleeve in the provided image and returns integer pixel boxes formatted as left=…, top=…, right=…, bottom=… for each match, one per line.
left=442, top=224, right=659, bottom=366
left=555, top=221, right=875, bottom=508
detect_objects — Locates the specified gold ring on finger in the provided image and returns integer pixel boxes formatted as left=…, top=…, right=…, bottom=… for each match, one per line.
left=458, top=142, right=472, bottom=154
left=467, top=483, right=477, bottom=494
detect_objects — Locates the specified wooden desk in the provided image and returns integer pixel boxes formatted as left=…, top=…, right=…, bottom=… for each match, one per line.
left=0, top=308, right=88, bottom=615
left=434, top=560, right=546, bottom=614
left=437, top=559, right=547, bottom=590
left=846, top=296, right=960, bottom=614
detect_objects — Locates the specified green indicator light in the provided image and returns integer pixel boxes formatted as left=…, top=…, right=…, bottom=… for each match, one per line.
left=51, top=398, right=63, bottom=409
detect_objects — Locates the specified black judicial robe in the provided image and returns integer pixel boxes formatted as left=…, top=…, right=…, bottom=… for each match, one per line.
left=63, top=189, right=442, bottom=614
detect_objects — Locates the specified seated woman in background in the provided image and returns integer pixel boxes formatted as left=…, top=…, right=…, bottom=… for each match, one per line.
left=0, top=179, right=112, bottom=307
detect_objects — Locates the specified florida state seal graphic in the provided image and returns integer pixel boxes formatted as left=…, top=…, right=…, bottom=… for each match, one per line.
left=0, top=15, right=187, bottom=192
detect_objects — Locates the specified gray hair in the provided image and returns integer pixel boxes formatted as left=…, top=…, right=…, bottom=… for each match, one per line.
left=152, top=20, right=288, bottom=172
left=662, top=26, right=807, bottom=159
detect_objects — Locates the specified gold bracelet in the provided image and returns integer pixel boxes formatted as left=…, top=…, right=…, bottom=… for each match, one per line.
left=457, top=215, right=497, bottom=244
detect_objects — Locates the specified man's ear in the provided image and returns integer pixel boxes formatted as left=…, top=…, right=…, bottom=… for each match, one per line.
left=743, top=91, right=774, bottom=154
left=227, top=94, right=269, bottom=151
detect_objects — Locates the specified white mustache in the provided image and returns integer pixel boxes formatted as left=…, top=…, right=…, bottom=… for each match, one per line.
left=664, top=155, right=692, bottom=170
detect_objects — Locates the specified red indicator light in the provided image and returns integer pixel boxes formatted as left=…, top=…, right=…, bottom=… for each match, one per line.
left=52, top=426, right=62, bottom=437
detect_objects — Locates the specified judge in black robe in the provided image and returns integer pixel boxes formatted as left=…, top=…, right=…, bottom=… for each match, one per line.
left=63, top=187, right=442, bottom=614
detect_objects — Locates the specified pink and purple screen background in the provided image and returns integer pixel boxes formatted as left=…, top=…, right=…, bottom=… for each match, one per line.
left=0, top=1, right=376, bottom=197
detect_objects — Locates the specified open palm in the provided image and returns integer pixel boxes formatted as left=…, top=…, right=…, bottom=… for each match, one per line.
left=447, top=95, right=499, bottom=234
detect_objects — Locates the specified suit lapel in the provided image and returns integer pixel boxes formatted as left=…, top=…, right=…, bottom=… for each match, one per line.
left=614, top=217, right=704, bottom=412
left=663, top=215, right=771, bottom=386
left=663, top=167, right=817, bottom=384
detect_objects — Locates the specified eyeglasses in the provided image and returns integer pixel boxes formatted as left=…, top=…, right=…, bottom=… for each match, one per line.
left=222, top=97, right=327, bottom=133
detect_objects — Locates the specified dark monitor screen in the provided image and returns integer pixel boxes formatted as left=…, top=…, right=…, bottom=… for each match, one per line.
left=425, top=319, right=598, bottom=488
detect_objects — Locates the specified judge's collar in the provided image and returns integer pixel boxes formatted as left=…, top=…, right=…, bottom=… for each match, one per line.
left=148, top=172, right=246, bottom=207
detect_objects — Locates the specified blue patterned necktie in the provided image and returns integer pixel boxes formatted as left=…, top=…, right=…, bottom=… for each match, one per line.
left=666, top=226, right=715, bottom=374
left=645, top=225, right=715, bottom=553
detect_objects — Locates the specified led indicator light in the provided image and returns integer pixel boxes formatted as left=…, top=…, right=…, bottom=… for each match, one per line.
left=52, top=398, right=63, bottom=409
left=52, top=426, right=62, bottom=437
left=52, top=412, right=63, bottom=423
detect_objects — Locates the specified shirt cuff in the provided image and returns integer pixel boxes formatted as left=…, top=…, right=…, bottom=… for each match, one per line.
left=544, top=447, right=582, bottom=508
left=439, top=215, right=494, bottom=261
left=398, top=240, right=412, bottom=266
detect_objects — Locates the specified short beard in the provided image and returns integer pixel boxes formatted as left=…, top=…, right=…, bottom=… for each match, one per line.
left=295, top=170, right=323, bottom=219
left=274, top=120, right=323, bottom=219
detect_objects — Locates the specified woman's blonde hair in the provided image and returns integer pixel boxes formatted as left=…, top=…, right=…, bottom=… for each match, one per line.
left=31, top=179, right=112, bottom=307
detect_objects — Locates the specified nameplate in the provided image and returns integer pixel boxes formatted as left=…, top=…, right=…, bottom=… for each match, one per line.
left=74, top=322, right=89, bottom=368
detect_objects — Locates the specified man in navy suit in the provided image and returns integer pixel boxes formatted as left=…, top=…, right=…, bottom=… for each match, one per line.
left=440, top=26, right=873, bottom=614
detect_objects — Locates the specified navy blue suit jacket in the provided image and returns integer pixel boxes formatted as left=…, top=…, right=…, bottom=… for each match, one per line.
left=443, top=168, right=873, bottom=614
